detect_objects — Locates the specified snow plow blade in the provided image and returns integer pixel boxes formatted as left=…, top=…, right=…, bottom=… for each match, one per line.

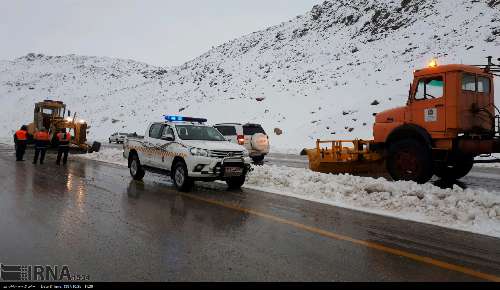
left=301, top=140, right=386, bottom=175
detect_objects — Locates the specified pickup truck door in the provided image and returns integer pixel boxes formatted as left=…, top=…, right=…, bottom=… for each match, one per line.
left=143, top=123, right=164, bottom=167
left=158, top=125, right=176, bottom=170
left=151, top=124, right=182, bottom=168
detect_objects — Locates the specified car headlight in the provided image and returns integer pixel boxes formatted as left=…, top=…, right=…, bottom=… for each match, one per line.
left=189, top=147, right=209, bottom=157
left=242, top=150, right=249, bottom=157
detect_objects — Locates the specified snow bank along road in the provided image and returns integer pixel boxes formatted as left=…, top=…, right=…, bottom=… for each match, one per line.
left=0, top=144, right=499, bottom=281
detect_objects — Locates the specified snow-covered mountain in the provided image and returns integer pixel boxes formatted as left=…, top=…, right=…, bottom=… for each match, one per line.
left=1, top=0, right=499, bottom=149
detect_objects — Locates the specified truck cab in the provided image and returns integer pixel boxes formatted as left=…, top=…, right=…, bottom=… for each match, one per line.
left=373, top=59, right=500, bottom=183
left=375, top=64, right=495, bottom=143
left=123, top=116, right=252, bottom=191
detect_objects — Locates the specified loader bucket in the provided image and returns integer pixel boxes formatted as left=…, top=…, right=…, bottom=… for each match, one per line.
left=302, top=140, right=386, bottom=176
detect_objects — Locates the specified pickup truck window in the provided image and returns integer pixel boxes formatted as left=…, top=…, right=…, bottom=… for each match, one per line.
left=176, top=125, right=226, bottom=141
left=215, top=126, right=237, bottom=136
left=161, top=126, right=175, bottom=140
left=149, top=123, right=163, bottom=139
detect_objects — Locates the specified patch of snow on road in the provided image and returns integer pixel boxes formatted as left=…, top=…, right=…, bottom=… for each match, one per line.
left=269, top=146, right=303, bottom=155
left=0, top=137, right=13, bottom=145
left=246, top=165, right=500, bottom=238
left=73, top=148, right=127, bottom=167
left=475, top=154, right=500, bottom=169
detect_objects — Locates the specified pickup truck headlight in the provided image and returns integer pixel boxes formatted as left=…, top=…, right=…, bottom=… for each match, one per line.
left=242, top=150, right=249, bottom=157
left=189, top=147, right=209, bottom=157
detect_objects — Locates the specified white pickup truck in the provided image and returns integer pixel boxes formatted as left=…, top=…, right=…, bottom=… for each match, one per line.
left=123, top=116, right=252, bottom=191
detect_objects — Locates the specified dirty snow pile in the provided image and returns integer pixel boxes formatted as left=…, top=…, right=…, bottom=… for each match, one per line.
left=73, top=147, right=127, bottom=167
left=246, top=165, right=500, bottom=238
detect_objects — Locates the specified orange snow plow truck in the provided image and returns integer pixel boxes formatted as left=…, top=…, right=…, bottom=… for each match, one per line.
left=301, top=57, right=500, bottom=183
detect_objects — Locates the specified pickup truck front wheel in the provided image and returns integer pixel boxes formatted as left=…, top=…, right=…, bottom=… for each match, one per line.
left=172, top=161, right=193, bottom=192
left=130, top=154, right=145, bottom=180
left=226, top=175, right=246, bottom=189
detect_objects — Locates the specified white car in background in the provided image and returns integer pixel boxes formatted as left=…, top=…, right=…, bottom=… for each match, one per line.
left=109, top=132, right=128, bottom=144
left=214, top=123, right=270, bottom=162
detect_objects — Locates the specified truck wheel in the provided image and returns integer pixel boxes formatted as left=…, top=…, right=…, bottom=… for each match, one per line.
left=435, top=154, right=474, bottom=180
left=130, top=154, right=145, bottom=180
left=251, top=155, right=265, bottom=163
left=172, top=161, right=193, bottom=192
left=387, top=139, right=433, bottom=184
left=88, top=141, right=101, bottom=153
left=226, top=176, right=246, bottom=189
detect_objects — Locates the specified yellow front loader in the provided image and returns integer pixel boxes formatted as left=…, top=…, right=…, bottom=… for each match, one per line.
left=26, top=99, right=101, bottom=153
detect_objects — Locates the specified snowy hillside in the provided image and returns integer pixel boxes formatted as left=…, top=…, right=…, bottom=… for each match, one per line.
left=1, top=0, right=499, bottom=149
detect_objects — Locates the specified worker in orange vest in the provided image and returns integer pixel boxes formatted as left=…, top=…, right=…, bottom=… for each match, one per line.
left=13, top=125, right=29, bottom=161
left=33, top=128, right=50, bottom=164
left=56, top=128, right=71, bottom=165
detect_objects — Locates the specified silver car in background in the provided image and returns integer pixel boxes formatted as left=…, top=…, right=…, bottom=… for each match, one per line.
left=109, top=132, right=128, bottom=144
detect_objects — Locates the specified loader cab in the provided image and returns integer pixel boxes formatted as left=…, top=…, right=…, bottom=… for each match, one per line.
left=408, top=64, right=495, bottom=137
left=33, top=100, right=66, bottom=132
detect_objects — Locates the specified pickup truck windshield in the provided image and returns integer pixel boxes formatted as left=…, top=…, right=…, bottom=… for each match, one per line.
left=175, top=125, right=226, bottom=141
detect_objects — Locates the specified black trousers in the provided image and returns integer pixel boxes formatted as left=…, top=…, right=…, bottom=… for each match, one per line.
left=15, top=142, right=26, bottom=161
left=33, top=146, right=47, bottom=164
left=56, top=146, right=69, bottom=165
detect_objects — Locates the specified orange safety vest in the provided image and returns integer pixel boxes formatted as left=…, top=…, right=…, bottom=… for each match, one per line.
left=57, top=132, right=71, bottom=141
left=15, top=130, right=28, bottom=141
left=34, top=131, right=50, bottom=141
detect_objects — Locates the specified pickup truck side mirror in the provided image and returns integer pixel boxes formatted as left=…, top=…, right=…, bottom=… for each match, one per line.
left=161, top=133, right=175, bottom=141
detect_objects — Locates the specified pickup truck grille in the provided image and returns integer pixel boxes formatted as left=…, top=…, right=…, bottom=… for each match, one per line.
left=210, top=150, right=244, bottom=158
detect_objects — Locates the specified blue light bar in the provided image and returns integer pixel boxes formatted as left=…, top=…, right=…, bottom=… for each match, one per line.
left=165, top=115, right=183, bottom=121
left=164, top=115, right=207, bottom=123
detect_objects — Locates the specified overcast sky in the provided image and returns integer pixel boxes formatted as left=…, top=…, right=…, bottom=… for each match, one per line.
left=0, top=0, right=322, bottom=66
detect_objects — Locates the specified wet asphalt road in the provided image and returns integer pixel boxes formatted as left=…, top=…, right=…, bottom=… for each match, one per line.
left=0, top=144, right=500, bottom=281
